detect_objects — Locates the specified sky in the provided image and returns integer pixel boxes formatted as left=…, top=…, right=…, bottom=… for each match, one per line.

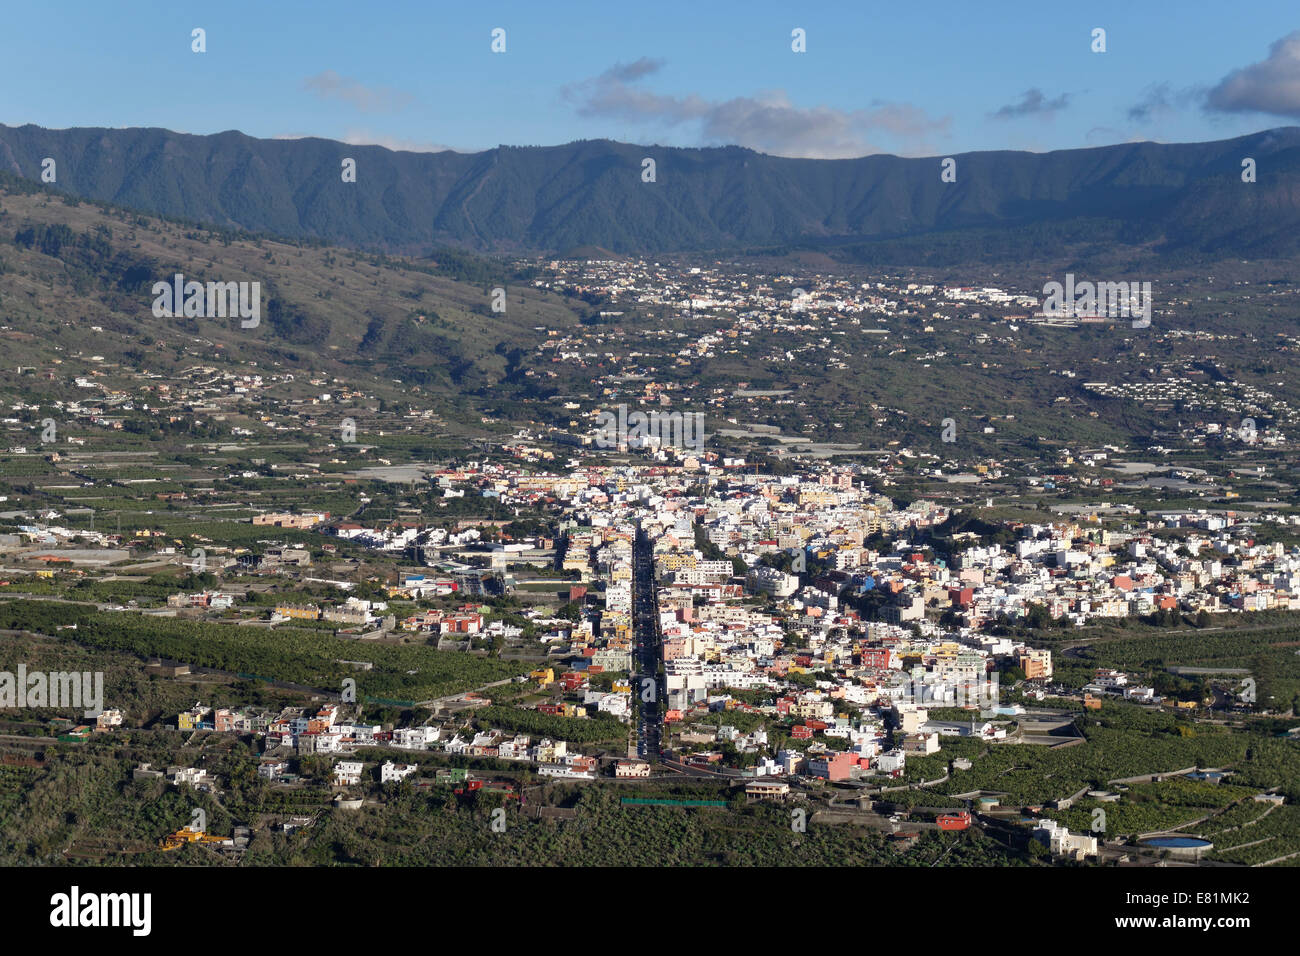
left=2, top=1, right=1300, bottom=158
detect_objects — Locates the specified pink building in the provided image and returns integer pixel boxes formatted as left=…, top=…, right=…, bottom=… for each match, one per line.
left=808, top=751, right=857, bottom=782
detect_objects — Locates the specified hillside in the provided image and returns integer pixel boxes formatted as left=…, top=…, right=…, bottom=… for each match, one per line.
left=3, top=125, right=1300, bottom=263
left=0, top=174, right=583, bottom=427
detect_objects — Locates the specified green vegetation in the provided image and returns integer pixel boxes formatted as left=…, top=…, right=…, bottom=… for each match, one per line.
left=0, top=749, right=1032, bottom=866
left=1047, top=779, right=1257, bottom=836
left=904, top=703, right=1300, bottom=807
left=1205, top=805, right=1300, bottom=865
left=0, top=600, right=526, bottom=701
left=473, top=705, right=626, bottom=744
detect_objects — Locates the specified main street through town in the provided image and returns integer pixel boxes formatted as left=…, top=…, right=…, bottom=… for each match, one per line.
left=633, top=526, right=663, bottom=761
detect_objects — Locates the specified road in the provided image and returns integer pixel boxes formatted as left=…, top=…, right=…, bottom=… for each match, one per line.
left=632, top=525, right=663, bottom=761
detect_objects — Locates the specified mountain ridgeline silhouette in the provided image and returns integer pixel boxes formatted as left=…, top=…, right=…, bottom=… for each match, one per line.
left=2, top=124, right=1299, bottom=263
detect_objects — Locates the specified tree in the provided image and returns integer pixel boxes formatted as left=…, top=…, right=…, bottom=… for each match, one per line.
left=1023, top=603, right=1052, bottom=629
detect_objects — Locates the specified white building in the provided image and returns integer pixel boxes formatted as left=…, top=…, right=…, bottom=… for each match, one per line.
left=380, top=760, right=418, bottom=784
left=875, top=750, right=906, bottom=773
left=1033, top=819, right=1098, bottom=860
left=333, top=761, right=364, bottom=786
left=391, top=726, right=439, bottom=749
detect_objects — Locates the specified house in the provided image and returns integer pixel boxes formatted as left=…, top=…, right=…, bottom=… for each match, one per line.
left=595, top=693, right=629, bottom=717
left=380, top=761, right=418, bottom=784
left=274, top=603, right=320, bottom=621
left=495, top=735, right=531, bottom=760
left=614, top=760, right=650, bottom=778
left=531, top=738, right=567, bottom=763
left=296, top=731, right=342, bottom=754
left=903, top=731, right=941, bottom=755
left=898, top=706, right=929, bottom=734
left=322, top=605, right=368, bottom=626
left=745, top=779, right=791, bottom=802
left=539, top=763, right=595, bottom=780
left=808, top=751, right=857, bottom=781
left=177, top=704, right=210, bottom=731
left=264, top=546, right=312, bottom=568
left=253, top=512, right=329, bottom=529
left=875, top=750, right=906, bottom=774
left=437, top=612, right=483, bottom=635
left=333, top=761, right=364, bottom=786
left=776, top=750, right=805, bottom=775
left=391, top=726, right=438, bottom=749
left=1032, top=819, right=1098, bottom=860
left=169, top=766, right=218, bottom=790
left=568, top=755, right=597, bottom=774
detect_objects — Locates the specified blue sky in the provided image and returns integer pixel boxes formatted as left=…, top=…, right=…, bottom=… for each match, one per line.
left=2, top=1, right=1299, bottom=157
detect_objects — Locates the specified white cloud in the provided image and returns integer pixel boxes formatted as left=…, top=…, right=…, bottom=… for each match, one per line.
left=340, top=129, right=457, bottom=153
left=1207, top=30, right=1300, bottom=117
left=272, top=130, right=458, bottom=153
left=302, top=70, right=414, bottom=114
left=562, top=59, right=949, bottom=158
left=991, top=88, right=1071, bottom=120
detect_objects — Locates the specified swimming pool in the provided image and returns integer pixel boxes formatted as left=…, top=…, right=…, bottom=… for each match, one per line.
left=1143, top=837, right=1213, bottom=849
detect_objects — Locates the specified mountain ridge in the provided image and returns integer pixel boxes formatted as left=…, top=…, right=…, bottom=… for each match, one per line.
left=2, top=123, right=1300, bottom=261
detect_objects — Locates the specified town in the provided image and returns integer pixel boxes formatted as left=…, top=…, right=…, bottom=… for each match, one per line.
left=0, top=209, right=1297, bottom=868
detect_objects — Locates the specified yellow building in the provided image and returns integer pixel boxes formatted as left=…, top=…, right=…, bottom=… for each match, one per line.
left=177, top=707, right=208, bottom=730
left=274, top=604, right=320, bottom=621
left=660, top=553, right=698, bottom=572
left=798, top=488, right=839, bottom=507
